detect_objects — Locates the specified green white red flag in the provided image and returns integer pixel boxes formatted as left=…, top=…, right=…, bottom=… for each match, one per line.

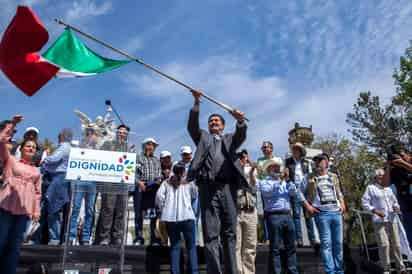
left=0, top=6, right=130, bottom=96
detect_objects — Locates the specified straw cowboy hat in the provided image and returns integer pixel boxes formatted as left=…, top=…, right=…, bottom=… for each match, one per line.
left=291, top=142, right=306, bottom=156
left=262, top=157, right=283, bottom=173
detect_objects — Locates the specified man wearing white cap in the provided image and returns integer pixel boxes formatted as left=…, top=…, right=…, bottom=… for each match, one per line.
left=13, top=126, right=47, bottom=167
left=134, top=137, right=162, bottom=246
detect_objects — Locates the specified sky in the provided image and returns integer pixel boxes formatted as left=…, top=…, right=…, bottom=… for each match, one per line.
left=1, top=0, right=412, bottom=160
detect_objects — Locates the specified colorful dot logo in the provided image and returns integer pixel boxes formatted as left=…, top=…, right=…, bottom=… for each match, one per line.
left=118, top=155, right=135, bottom=182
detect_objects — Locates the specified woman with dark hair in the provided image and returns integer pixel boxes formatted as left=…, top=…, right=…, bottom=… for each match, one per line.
left=0, top=115, right=42, bottom=274
left=156, top=163, right=199, bottom=274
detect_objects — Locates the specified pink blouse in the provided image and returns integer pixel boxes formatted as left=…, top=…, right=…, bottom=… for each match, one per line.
left=0, top=147, right=41, bottom=219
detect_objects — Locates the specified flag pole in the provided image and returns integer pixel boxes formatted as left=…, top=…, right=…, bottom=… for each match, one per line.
left=54, top=19, right=249, bottom=121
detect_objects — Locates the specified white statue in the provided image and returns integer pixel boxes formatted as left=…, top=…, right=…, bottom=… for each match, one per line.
left=74, top=105, right=116, bottom=148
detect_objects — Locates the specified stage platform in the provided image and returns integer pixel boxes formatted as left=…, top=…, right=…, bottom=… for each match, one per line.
left=17, top=244, right=375, bottom=274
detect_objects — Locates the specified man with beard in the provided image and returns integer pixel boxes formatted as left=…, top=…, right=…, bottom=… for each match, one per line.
left=187, top=89, right=247, bottom=274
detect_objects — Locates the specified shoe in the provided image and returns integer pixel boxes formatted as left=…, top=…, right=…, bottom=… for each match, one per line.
left=133, top=240, right=144, bottom=246
left=112, top=239, right=122, bottom=246
left=48, top=240, right=60, bottom=245
left=296, top=239, right=303, bottom=248
left=80, top=240, right=91, bottom=246
left=99, top=239, right=109, bottom=246
left=311, top=241, right=320, bottom=255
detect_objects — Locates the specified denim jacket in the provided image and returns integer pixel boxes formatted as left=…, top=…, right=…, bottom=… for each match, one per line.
left=42, top=142, right=71, bottom=174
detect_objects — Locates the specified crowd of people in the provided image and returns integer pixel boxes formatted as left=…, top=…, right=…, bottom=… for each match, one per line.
left=0, top=89, right=411, bottom=274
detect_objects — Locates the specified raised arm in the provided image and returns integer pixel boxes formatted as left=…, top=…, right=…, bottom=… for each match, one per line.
left=0, top=115, right=22, bottom=163
left=231, top=119, right=247, bottom=150
left=187, top=90, right=202, bottom=145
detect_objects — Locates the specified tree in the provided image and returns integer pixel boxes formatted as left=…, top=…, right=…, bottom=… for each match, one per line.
left=347, top=41, right=412, bottom=154
left=346, top=92, right=405, bottom=156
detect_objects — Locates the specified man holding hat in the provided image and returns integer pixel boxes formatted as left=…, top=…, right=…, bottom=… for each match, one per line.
left=135, top=137, right=162, bottom=246
left=284, top=142, right=315, bottom=247
left=301, top=153, right=346, bottom=274
left=187, top=89, right=247, bottom=274
left=258, top=158, right=299, bottom=274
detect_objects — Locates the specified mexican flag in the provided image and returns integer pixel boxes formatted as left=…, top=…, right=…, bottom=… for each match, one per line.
left=0, top=6, right=130, bottom=96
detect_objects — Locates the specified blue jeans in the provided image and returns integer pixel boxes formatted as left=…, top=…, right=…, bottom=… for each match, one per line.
left=315, top=211, right=344, bottom=274
left=192, top=197, right=200, bottom=245
left=305, top=216, right=316, bottom=242
left=69, top=181, right=96, bottom=242
left=48, top=210, right=62, bottom=243
left=266, top=213, right=298, bottom=274
left=291, top=197, right=303, bottom=241
left=0, top=208, right=28, bottom=274
left=133, top=190, right=144, bottom=243
left=166, top=220, right=199, bottom=274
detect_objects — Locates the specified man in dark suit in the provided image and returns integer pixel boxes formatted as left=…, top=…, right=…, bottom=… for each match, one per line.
left=187, top=89, right=248, bottom=274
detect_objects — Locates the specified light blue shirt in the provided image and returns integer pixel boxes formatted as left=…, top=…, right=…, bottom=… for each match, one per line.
left=42, top=142, right=71, bottom=173
left=258, top=176, right=297, bottom=212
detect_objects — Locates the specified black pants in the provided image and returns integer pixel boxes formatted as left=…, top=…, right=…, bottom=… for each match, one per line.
left=199, top=180, right=238, bottom=274
left=96, top=193, right=127, bottom=244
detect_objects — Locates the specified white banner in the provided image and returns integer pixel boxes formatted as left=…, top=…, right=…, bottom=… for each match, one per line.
left=66, top=148, right=136, bottom=184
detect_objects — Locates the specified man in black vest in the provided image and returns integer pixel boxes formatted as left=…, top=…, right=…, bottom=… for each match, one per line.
left=285, top=142, right=314, bottom=247
left=187, top=89, right=248, bottom=274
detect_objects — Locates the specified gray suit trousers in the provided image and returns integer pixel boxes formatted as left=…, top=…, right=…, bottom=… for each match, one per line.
left=199, top=180, right=238, bottom=274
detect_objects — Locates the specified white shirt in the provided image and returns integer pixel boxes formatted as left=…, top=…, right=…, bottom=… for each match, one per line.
left=294, top=159, right=304, bottom=184
left=362, top=183, right=400, bottom=223
left=311, top=174, right=341, bottom=212
left=156, top=180, right=198, bottom=222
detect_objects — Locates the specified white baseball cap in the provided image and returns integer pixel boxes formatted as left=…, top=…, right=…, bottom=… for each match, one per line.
left=142, top=137, right=159, bottom=146
left=25, top=126, right=39, bottom=135
left=71, top=140, right=80, bottom=147
left=160, top=150, right=172, bottom=158
left=180, top=146, right=192, bottom=154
